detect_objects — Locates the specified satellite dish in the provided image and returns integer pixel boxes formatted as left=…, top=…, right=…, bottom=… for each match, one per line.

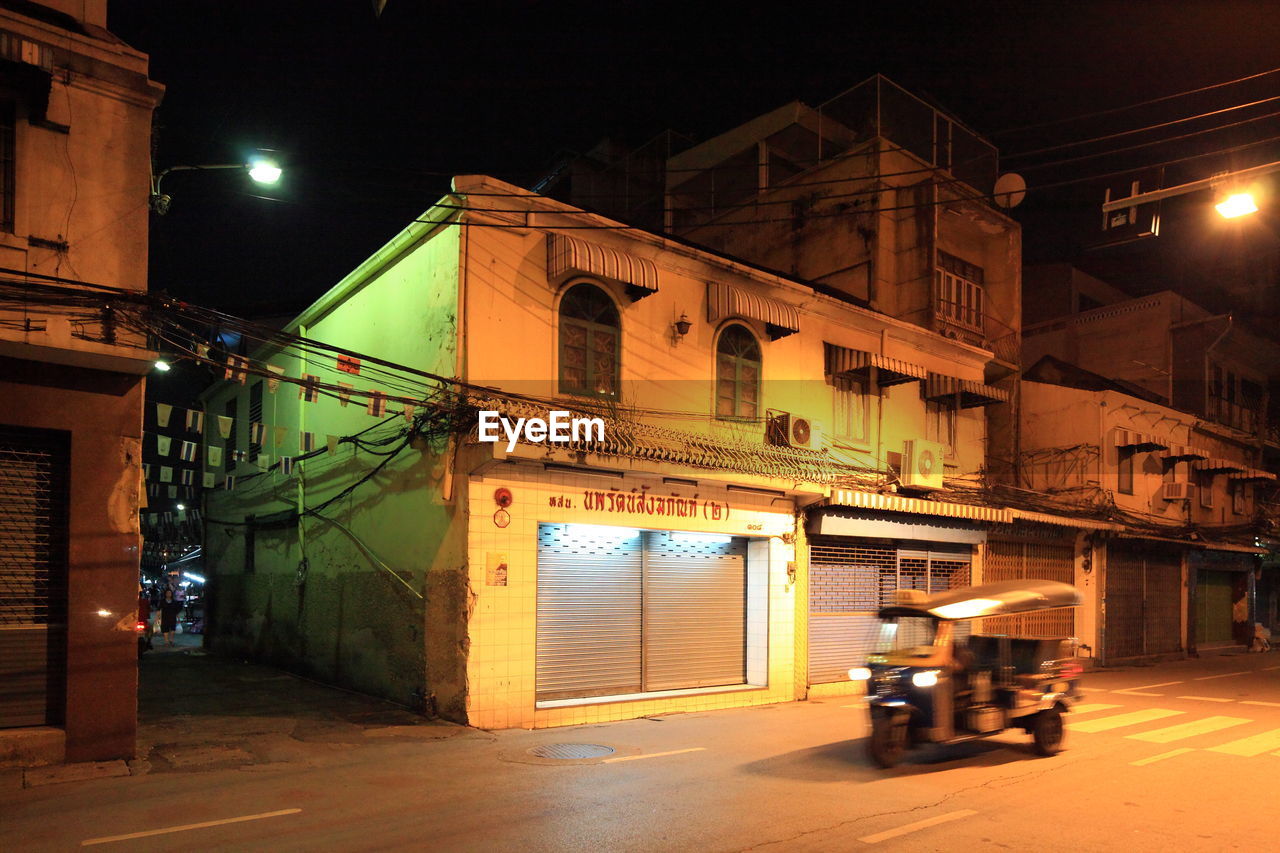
left=994, top=172, right=1026, bottom=209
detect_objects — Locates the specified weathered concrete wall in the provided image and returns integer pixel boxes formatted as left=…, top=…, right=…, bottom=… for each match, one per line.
left=0, top=365, right=144, bottom=761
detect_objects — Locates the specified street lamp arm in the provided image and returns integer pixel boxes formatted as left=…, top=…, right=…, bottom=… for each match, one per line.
left=151, top=163, right=247, bottom=197
left=1101, top=159, right=1280, bottom=213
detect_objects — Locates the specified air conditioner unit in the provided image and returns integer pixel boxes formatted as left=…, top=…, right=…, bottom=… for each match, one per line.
left=901, top=439, right=945, bottom=490
left=790, top=417, right=824, bottom=450
left=765, top=411, right=791, bottom=447
left=1162, top=482, right=1194, bottom=501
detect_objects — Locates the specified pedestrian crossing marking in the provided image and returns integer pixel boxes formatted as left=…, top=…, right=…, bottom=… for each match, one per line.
left=1130, top=748, right=1195, bottom=766
left=1068, top=708, right=1183, bottom=733
left=1207, top=728, right=1280, bottom=757
left=1120, top=681, right=1183, bottom=691
left=1175, top=696, right=1234, bottom=703
left=1111, top=691, right=1163, bottom=697
left=1193, top=671, right=1249, bottom=681
left=1127, top=715, right=1251, bottom=744
left=1069, top=704, right=1122, bottom=715
left=1241, top=700, right=1280, bottom=708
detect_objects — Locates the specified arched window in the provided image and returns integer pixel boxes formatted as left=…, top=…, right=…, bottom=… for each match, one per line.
left=716, top=324, right=761, bottom=419
left=559, top=283, right=620, bottom=398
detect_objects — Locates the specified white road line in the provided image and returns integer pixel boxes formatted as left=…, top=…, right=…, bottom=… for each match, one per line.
left=858, top=809, right=978, bottom=845
left=1193, top=671, right=1250, bottom=681
left=81, top=809, right=302, bottom=846
left=1126, top=715, right=1251, bottom=744
left=1261, top=666, right=1280, bottom=671
left=1118, top=681, right=1183, bottom=691
left=1208, top=728, right=1280, bottom=757
left=1130, top=748, right=1196, bottom=766
left=1241, top=700, right=1280, bottom=708
left=1176, top=696, right=1236, bottom=703
left=1068, top=708, right=1183, bottom=733
left=1069, top=703, right=1122, bottom=715
left=843, top=702, right=868, bottom=708
left=1111, top=691, right=1164, bottom=697
left=603, top=747, right=706, bottom=763
left=1079, top=687, right=1109, bottom=694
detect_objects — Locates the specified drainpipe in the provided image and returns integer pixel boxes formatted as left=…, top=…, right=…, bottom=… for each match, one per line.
left=1203, top=316, right=1233, bottom=419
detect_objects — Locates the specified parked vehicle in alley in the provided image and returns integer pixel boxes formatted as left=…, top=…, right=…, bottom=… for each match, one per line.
left=849, top=579, right=1083, bottom=768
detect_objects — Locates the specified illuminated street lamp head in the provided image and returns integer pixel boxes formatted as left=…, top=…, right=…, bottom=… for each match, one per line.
left=1216, top=192, right=1258, bottom=219
left=154, top=359, right=172, bottom=372
left=247, top=157, right=283, bottom=185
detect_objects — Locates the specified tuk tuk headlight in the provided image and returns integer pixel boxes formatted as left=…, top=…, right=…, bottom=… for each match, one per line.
left=848, top=667, right=872, bottom=681
left=911, top=670, right=940, bottom=688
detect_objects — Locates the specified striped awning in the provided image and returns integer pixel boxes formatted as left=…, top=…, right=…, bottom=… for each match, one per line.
left=547, top=234, right=658, bottom=299
left=1228, top=466, right=1277, bottom=482
left=829, top=488, right=1012, bottom=522
left=1164, top=444, right=1209, bottom=461
left=923, top=374, right=1010, bottom=408
left=706, top=282, right=800, bottom=339
left=824, top=343, right=926, bottom=386
left=1195, top=457, right=1248, bottom=474
left=1112, top=429, right=1169, bottom=451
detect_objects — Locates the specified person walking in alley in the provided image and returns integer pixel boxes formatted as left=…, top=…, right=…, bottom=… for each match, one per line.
left=159, top=588, right=184, bottom=646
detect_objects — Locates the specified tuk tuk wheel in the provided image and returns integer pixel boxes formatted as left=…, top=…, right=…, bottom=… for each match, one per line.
left=867, top=716, right=908, bottom=768
left=1031, top=708, right=1065, bottom=756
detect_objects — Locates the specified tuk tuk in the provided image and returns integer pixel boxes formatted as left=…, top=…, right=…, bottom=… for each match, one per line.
left=849, top=579, right=1084, bottom=768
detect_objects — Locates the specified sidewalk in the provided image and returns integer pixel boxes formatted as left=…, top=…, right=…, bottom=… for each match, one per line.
left=133, top=641, right=467, bottom=776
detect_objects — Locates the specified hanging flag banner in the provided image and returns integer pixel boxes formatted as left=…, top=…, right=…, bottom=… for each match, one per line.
left=143, top=463, right=152, bottom=480
left=273, top=425, right=289, bottom=450
left=367, top=390, right=387, bottom=418
left=217, top=415, right=234, bottom=439
left=266, top=364, right=285, bottom=393
left=202, top=471, right=216, bottom=488
left=186, top=409, right=204, bottom=433
left=179, top=441, right=198, bottom=462
left=337, top=355, right=361, bottom=375
left=159, top=466, right=174, bottom=483
left=299, top=374, right=321, bottom=403
left=157, top=435, right=172, bottom=456
left=402, top=401, right=415, bottom=424
left=224, top=475, right=236, bottom=491
left=250, top=422, right=266, bottom=445
left=196, top=343, right=210, bottom=360
left=300, top=431, right=316, bottom=453
left=139, top=470, right=147, bottom=509
left=207, top=446, right=223, bottom=468
left=180, top=469, right=195, bottom=486
left=326, top=435, right=340, bottom=455
left=279, top=456, right=293, bottom=476
left=225, top=354, right=250, bottom=384
left=257, top=454, right=270, bottom=472
left=177, top=508, right=188, bottom=522
left=233, top=449, right=247, bottom=462
left=337, top=382, right=353, bottom=406
left=167, top=485, right=178, bottom=499
left=147, top=483, right=159, bottom=497
left=156, top=403, right=173, bottom=428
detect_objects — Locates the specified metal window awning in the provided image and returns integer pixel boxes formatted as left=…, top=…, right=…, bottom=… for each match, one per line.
left=1113, top=429, right=1169, bottom=451
left=1228, top=466, right=1277, bottom=482
left=829, top=488, right=1012, bottom=523
left=706, top=282, right=800, bottom=339
left=1164, top=444, right=1209, bottom=462
left=547, top=234, right=658, bottom=300
left=923, top=374, right=1010, bottom=408
left=1009, top=508, right=1123, bottom=531
left=1195, top=457, right=1248, bottom=474
left=823, top=343, right=926, bottom=386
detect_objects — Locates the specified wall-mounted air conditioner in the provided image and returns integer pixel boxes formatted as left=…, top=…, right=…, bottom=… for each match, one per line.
left=901, top=439, right=945, bottom=490
left=766, top=411, right=825, bottom=450
left=1161, top=482, right=1194, bottom=501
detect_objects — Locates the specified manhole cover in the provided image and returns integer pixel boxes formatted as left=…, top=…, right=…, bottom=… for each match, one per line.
left=527, top=743, right=615, bottom=760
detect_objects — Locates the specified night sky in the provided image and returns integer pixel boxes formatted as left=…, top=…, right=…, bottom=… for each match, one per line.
left=108, top=1, right=1280, bottom=323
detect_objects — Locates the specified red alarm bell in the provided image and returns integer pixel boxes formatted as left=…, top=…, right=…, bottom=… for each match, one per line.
left=494, top=487, right=513, bottom=508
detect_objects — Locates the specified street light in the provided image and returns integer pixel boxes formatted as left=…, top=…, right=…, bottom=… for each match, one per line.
left=1215, top=192, right=1258, bottom=219
left=149, top=157, right=284, bottom=215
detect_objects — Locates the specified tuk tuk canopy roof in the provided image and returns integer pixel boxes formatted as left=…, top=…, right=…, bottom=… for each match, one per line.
left=878, top=579, right=1083, bottom=620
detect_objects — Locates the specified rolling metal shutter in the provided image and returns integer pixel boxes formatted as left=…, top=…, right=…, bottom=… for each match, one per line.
left=807, top=539, right=972, bottom=684
left=1105, top=541, right=1182, bottom=661
left=983, top=539, right=1076, bottom=638
left=0, top=426, right=69, bottom=728
left=642, top=531, right=746, bottom=691
left=535, top=524, right=642, bottom=701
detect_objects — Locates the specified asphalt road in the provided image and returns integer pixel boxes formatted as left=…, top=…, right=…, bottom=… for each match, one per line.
left=5, top=650, right=1280, bottom=851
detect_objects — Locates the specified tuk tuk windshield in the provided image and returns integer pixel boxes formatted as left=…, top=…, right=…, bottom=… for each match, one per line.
left=874, top=616, right=939, bottom=656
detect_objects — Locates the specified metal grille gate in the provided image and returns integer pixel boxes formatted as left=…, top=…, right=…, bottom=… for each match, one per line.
left=807, top=538, right=971, bottom=684
left=982, top=538, right=1076, bottom=638
left=0, top=426, right=69, bottom=728
left=1105, top=541, right=1183, bottom=660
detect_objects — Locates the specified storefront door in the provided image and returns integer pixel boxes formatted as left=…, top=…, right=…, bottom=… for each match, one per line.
left=1196, top=570, right=1235, bottom=645
left=1105, top=541, right=1183, bottom=661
